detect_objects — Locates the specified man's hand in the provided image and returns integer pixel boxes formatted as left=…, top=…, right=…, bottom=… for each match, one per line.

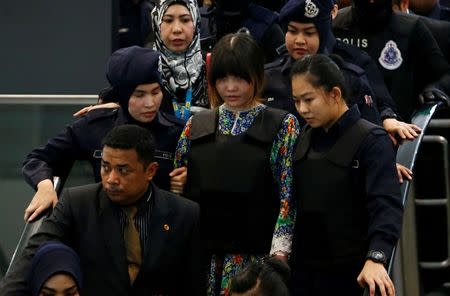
left=396, top=163, right=413, bottom=184
left=357, top=260, right=395, bottom=296
left=73, top=102, right=119, bottom=117
left=24, top=179, right=58, bottom=222
left=169, top=167, right=187, bottom=194
left=383, top=118, right=421, bottom=146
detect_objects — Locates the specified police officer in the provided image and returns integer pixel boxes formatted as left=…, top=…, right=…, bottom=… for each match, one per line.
left=265, top=0, right=420, bottom=146
left=205, top=0, right=285, bottom=62
left=22, top=46, right=184, bottom=222
left=333, top=0, right=450, bottom=121
left=291, top=54, right=402, bottom=296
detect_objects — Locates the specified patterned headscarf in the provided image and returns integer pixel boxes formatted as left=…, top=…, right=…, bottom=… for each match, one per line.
left=152, top=0, right=207, bottom=107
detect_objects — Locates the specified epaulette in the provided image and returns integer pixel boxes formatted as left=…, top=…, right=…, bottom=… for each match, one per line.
left=340, top=60, right=365, bottom=77
left=85, top=108, right=119, bottom=124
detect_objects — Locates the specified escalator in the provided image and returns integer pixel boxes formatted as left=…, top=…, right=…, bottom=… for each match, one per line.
left=363, top=97, right=450, bottom=296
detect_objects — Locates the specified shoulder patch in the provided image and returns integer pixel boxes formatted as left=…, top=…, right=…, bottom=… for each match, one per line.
left=340, top=61, right=365, bottom=76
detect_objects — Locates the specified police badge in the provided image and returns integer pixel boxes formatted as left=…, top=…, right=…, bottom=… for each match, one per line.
left=378, top=40, right=403, bottom=70
left=304, top=0, right=319, bottom=18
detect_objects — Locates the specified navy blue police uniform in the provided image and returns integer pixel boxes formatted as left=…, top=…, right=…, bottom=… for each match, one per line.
left=277, top=0, right=400, bottom=122
left=23, top=108, right=184, bottom=191
left=292, top=105, right=403, bottom=295
left=264, top=54, right=382, bottom=125
left=333, top=5, right=450, bottom=120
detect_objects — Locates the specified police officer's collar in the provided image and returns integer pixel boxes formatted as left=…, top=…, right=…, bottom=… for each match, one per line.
left=156, top=112, right=176, bottom=127
left=281, top=55, right=296, bottom=75
left=322, top=105, right=361, bottom=135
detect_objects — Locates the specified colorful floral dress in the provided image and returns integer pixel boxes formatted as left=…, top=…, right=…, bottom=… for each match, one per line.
left=174, top=104, right=300, bottom=295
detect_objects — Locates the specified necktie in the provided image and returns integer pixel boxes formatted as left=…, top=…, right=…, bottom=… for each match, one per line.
left=123, top=206, right=142, bottom=285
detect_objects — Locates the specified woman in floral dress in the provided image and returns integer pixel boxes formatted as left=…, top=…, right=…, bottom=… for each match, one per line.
left=172, top=32, right=300, bottom=295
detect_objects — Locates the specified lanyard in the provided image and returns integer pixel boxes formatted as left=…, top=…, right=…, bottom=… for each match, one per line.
left=172, top=88, right=192, bottom=122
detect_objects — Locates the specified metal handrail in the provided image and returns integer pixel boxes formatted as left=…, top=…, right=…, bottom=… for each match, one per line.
left=363, top=100, right=447, bottom=296
left=6, top=177, right=62, bottom=276
left=0, top=94, right=97, bottom=105
left=416, top=135, right=450, bottom=270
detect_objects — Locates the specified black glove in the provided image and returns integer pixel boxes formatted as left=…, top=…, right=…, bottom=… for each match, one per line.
left=419, top=88, right=450, bottom=108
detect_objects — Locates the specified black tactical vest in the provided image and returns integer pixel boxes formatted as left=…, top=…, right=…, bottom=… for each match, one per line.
left=293, top=119, right=380, bottom=269
left=185, top=107, right=288, bottom=253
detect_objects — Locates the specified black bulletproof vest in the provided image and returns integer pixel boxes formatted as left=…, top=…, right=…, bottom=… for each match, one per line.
left=185, top=107, right=288, bottom=253
left=293, top=119, right=380, bottom=269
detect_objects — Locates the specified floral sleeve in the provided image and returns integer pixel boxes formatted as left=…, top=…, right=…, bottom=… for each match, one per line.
left=269, top=113, right=300, bottom=255
left=174, top=116, right=193, bottom=168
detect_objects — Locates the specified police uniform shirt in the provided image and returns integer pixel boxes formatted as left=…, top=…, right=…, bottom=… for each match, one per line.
left=333, top=7, right=450, bottom=120
left=263, top=54, right=382, bottom=124
left=22, top=108, right=184, bottom=191
left=332, top=40, right=399, bottom=120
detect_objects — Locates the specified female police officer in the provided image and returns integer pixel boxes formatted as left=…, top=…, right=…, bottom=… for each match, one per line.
left=23, top=46, right=184, bottom=222
left=265, top=0, right=421, bottom=146
left=291, top=55, right=403, bottom=296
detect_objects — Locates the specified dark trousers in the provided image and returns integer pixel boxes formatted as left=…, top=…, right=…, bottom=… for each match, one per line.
left=292, top=264, right=364, bottom=296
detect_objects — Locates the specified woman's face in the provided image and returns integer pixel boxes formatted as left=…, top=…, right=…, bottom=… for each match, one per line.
left=215, top=75, right=255, bottom=111
left=292, top=74, right=340, bottom=130
left=160, top=4, right=195, bottom=53
left=39, top=274, right=79, bottom=296
left=128, top=82, right=163, bottom=123
left=285, top=21, right=320, bottom=61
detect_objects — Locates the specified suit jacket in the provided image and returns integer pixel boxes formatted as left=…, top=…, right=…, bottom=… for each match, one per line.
left=0, top=183, right=202, bottom=296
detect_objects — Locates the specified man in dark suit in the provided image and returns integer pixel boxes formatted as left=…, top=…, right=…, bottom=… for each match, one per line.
left=0, top=125, right=202, bottom=295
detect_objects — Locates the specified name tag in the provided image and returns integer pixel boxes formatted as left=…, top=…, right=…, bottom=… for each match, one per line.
left=155, top=150, right=174, bottom=161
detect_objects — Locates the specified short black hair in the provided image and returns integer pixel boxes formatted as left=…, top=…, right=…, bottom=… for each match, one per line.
left=230, top=257, right=291, bottom=296
left=290, top=54, right=350, bottom=105
left=102, top=125, right=156, bottom=167
left=208, top=32, right=265, bottom=107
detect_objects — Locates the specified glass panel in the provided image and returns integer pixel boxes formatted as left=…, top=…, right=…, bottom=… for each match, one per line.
left=0, top=103, right=94, bottom=269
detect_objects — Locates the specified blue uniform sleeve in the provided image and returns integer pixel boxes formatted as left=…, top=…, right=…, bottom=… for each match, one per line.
left=23, top=127, right=80, bottom=190
left=359, top=129, right=403, bottom=256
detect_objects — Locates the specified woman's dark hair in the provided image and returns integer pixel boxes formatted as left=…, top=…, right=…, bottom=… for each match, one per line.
left=290, top=54, right=350, bottom=105
left=208, top=33, right=265, bottom=107
left=230, top=257, right=291, bottom=296
left=102, top=125, right=156, bottom=167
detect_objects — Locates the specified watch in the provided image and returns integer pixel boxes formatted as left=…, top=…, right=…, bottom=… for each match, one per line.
left=366, top=250, right=387, bottom=264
